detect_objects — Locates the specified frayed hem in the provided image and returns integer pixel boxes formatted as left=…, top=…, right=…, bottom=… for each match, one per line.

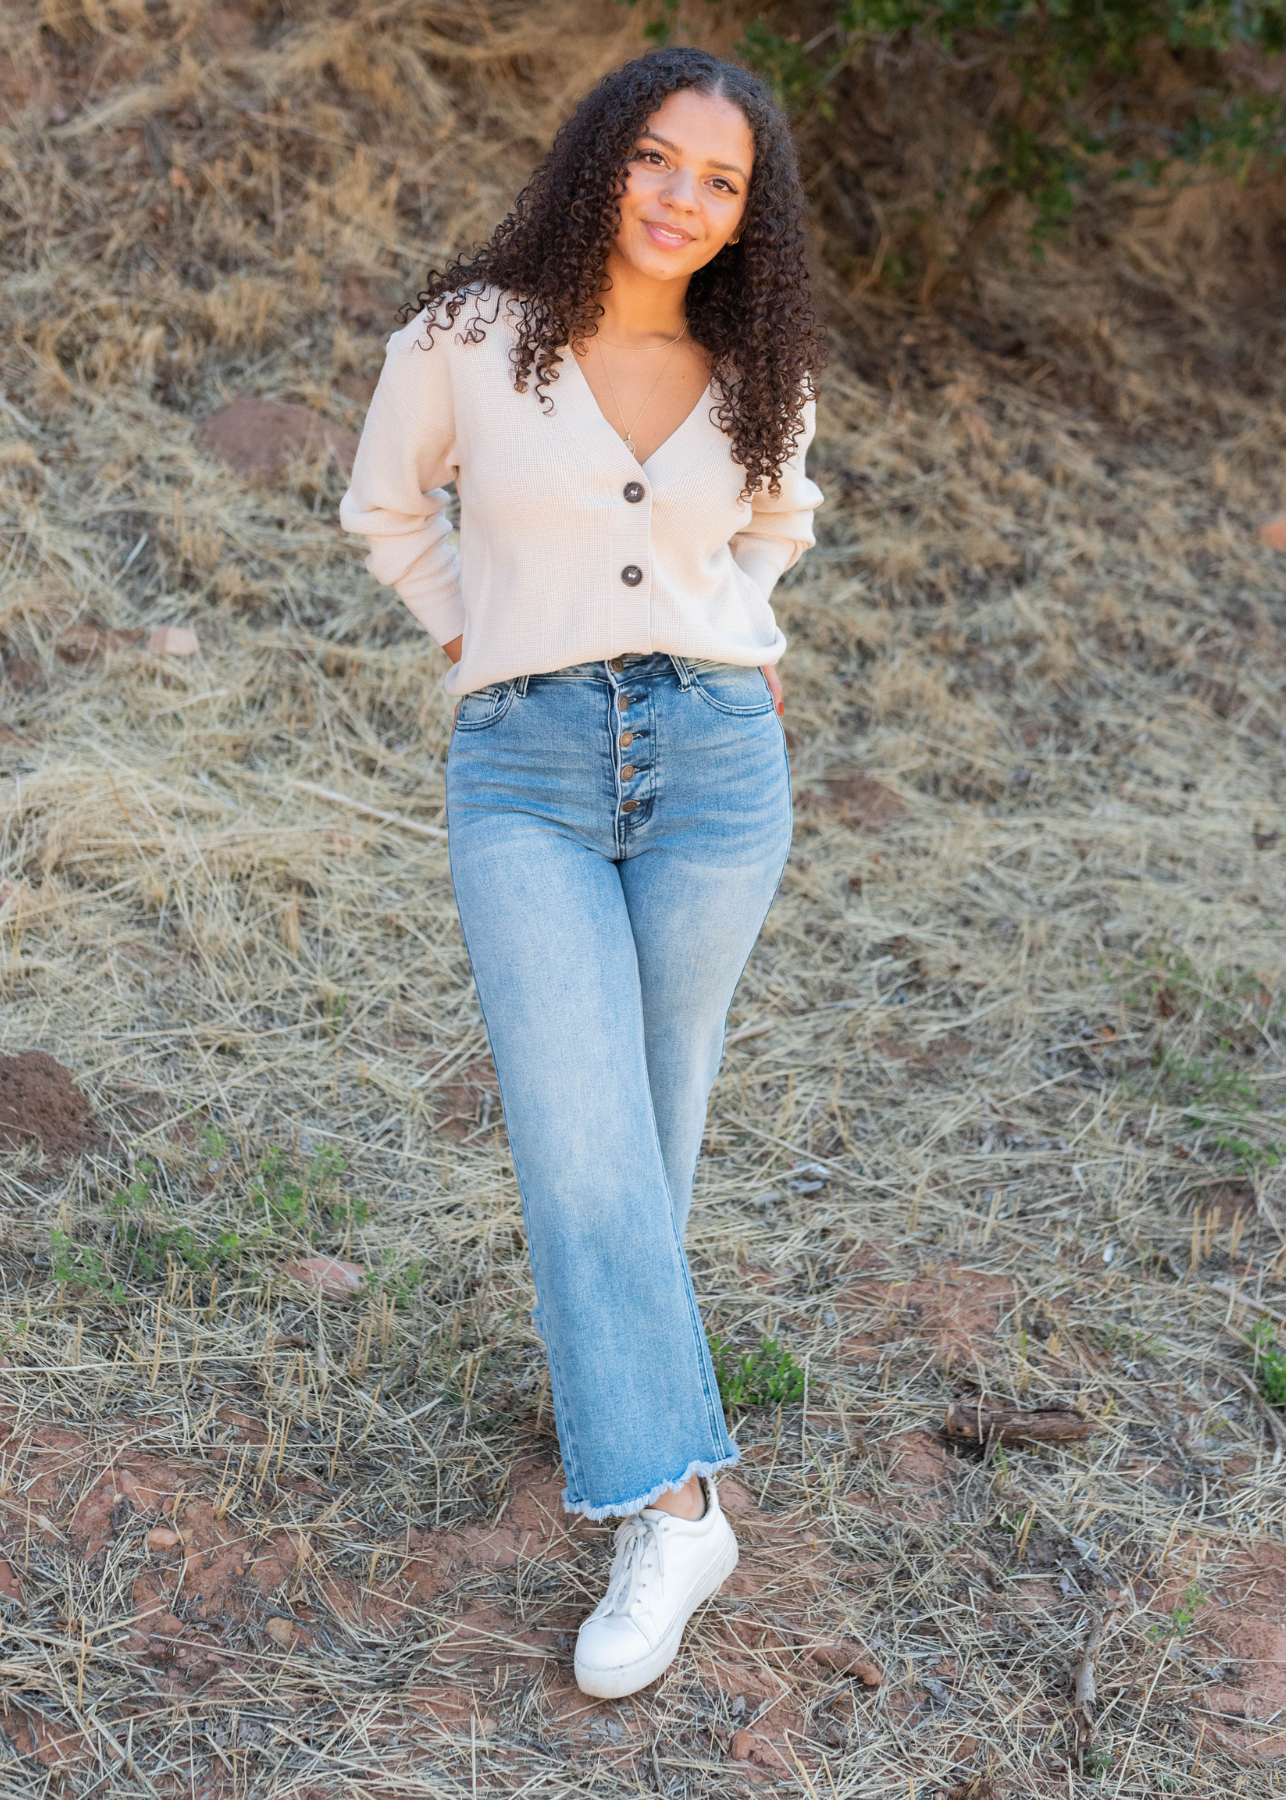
left=560, top=1448, right=741, bottom=1522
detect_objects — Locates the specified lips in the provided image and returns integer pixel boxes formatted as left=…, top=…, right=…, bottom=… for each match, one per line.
left=642, top=220, right=692, bottom=249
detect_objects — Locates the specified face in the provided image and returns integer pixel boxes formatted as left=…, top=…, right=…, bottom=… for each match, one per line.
left=610, top=88, right=753, bottom=286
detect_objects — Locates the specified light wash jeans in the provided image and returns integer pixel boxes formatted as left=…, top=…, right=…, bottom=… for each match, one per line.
left=445, top=654, right=792, bottom=1518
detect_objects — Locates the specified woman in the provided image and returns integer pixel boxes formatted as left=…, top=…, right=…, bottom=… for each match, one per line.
left=341, top=45, right=823, bottom=1699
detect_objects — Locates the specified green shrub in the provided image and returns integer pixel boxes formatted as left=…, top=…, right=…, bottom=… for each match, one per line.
left=708, top=1333, right=807, bottom=1406
left=624, top=0, right=1286, bottom=259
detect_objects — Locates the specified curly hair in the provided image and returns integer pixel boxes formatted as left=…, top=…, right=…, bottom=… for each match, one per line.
left=401, top=47, right=822, bottom=497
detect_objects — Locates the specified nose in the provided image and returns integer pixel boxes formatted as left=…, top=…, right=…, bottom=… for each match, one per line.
left=659, top=166, right=700, bottom=212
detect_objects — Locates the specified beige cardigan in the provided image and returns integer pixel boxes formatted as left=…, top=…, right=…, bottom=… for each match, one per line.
left=340, top=290, right=823, bottom=697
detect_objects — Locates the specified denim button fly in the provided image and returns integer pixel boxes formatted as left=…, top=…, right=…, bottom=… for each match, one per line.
left=620, top=565, right=643, bottom=586
left=621, top=799, right=639, bottom=813
left=620, top=731, right=633, bottom=747
left=618, top=696, right=630, bottom=712
left=621, top=764, right=635, bottom=780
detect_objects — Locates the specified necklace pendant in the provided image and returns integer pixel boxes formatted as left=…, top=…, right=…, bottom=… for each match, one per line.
left=624, top=435, right=635, bottom=457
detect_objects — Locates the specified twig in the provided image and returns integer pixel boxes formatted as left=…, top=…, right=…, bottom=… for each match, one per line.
left=1073, top=1604, right=1118, bottom=1775
left=288, top=780, right=448, bottom=840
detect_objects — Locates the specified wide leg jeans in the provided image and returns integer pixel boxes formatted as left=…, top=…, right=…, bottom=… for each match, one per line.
left=445, top=654, right=792, bottom=1518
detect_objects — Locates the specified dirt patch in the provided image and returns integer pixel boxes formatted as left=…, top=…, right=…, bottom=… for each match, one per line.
left=195, top=397, right=358, bottom=487
left=0, top=1052, right=99, bottom=1163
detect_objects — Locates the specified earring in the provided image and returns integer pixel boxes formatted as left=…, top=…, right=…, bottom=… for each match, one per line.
left=730, top=235, right=740, bottom=246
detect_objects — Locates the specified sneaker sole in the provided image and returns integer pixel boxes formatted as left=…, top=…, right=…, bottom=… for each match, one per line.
left=574, top=1533, right=739, bottom=1700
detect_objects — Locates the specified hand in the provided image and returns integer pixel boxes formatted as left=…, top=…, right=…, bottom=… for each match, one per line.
left=443, top=636, right=463, bottom=727
left=761, top=662, right=784, bottom=718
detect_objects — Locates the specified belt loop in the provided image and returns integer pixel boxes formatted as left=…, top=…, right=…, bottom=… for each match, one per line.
left=513, top=673, right=530, bottom=698
left=669, top=654, right=693, bottom=690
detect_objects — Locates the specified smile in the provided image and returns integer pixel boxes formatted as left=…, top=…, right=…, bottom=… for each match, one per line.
left=642, top=221, right=692, bottom=249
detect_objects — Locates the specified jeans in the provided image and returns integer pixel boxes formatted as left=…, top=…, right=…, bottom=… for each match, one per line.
left=445, top=654, right=792, bottom=1518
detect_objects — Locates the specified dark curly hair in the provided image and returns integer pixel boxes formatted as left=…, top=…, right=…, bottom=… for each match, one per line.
left=401, top=47, right=822, bottom=497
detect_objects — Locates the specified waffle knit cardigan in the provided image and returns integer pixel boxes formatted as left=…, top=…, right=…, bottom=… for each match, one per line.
left=339, top=291, right=824, bottom=697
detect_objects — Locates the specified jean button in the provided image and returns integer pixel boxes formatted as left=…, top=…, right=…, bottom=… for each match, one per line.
left=620, top=730, right=633, bottom=747
left=621, top=764, right=635, bottom=780
left=621, top=799, right=639, bottom=814
left=609, top=656, right=625, bottom=671
left=620, top=565, right=643, bottom=587
left=617, top=696, right=630, bottom=713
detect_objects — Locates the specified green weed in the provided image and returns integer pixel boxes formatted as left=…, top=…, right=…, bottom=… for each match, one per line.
left=107, top=1161, right=241, bottom=1279
left=708, top=1334, right=806, bottom=1408
left=49, top=1228, right=124, bottom=1302
left=1148, top=1582, right=1209, bottom=1640
left=1253, top=1318, right=1286, bottom=1409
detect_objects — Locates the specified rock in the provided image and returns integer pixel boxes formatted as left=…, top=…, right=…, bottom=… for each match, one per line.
left=56, top=619, right=145, bottom=664
left=823, top=769, right=906, bottom=830
left=147, top=626, right=200, bottom=656
left=196, top=396, right=358, bottom=487
left=728, top=1729, right=793, bottom=1770
left=1260, top=516, right=1286, bottom=551
left=808, top=1642, right=883, bottom=1683
left=284, top=1256, right=366, bottom=1302
left=146, top=1526, right=181, bottom=1551
left=265, top=1617, right=295, bottom=1646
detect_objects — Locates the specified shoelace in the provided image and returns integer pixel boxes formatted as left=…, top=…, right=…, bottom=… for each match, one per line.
left=603, top=1513, right=666, bottom=1616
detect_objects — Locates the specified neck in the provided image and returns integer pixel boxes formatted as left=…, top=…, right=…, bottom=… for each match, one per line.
left=596, top=250, right=689, bottom=346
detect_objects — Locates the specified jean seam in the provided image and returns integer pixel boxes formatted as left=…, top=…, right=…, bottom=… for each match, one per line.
left=444, top=811, right=590, bottom=1501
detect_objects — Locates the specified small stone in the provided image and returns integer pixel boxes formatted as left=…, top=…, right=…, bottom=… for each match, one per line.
left=146, top=1526, right=181, bottom=1551
left=809, top=1642, right=883, bottom=1683
left=146, top=626, right=200, bottom=656
left=1260, top=516, right=1286, bottom=551
left=265, top=1617, right=295, bottom=1646
left=284, top=1256, right=366, bottom=1302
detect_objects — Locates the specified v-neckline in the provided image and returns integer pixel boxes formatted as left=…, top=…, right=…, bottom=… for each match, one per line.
left=561, top=348, right=713, bottom=473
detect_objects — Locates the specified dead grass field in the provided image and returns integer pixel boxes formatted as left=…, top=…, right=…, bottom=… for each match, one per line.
left=2, top=2, right=1286, bottom=1795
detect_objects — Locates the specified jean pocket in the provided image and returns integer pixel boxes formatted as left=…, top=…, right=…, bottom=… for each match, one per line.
left=690, top=665, right=776, bottom=716
left=453, top=683, right=515, bottom=731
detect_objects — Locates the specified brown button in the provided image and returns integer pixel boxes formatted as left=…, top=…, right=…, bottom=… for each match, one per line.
left=617, top=696, right=630, bottom=712
left=609, top=657, right=625, bottom=672
left=619, top=731, right=633, bottom=747
left=620, top=564, right=643, bottom=587
left=621, top=764, right=635, bottom=780
left=623, top=481, right=645, bottom=504
left=621, top=799, right=639, bottom=814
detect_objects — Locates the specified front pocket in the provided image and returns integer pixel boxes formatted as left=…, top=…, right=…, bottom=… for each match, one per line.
left=690, top=666, right=777, bottom=717
left=453, top=683, right=515, bottom=731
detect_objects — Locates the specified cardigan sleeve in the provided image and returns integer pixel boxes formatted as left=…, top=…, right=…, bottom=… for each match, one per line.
left=339, top=312, right=466, bottom=648
left=729, top=396, right=823, bottom=600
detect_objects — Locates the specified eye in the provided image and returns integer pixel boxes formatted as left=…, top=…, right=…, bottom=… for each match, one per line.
left=637, top=149, right=666, bottom=166
left=710, top=178, right=738, bottom=194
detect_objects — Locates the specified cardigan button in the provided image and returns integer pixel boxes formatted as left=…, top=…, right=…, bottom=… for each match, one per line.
left=623, top=481, right=645, bottom=504
left=620, top=564, right=643, bottom=587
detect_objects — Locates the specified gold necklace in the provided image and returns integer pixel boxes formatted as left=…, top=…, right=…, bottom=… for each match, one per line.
left=597, top=324, right=688, bottom=458
left=596, top=322, right=689, bottom=350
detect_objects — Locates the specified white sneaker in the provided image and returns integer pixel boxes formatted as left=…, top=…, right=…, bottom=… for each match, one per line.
left=574, top=1479, right=739, bottom=1699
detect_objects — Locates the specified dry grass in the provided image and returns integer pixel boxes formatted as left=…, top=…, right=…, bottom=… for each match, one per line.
left=3, top=2, right=1286, bottom=1795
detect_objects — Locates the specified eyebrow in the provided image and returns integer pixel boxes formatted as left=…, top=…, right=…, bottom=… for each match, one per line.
left=638, top=131, right=748, bottom=180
